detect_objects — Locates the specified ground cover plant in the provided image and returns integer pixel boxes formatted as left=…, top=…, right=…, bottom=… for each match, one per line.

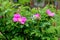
left=0, top=0, right=60, bottom=40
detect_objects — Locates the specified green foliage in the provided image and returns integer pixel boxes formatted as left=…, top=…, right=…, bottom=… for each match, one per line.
left=12, top=36, right=24, bottom=40
left=18, top=0, right=30, bottom=4
left=12, top=0, right=30, bottom=5
left=0, top=0, right=60, bottom=40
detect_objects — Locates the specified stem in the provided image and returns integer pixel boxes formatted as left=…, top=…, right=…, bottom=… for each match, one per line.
left=0, top=32, right=8, bottom=40
left=30, top=0, right=34, bottom=8
left=56, top=1, right=58, bottom=12
left=48, top=0, right=50, bottom=5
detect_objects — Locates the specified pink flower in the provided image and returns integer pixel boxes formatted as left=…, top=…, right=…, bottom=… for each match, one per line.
left=13, top=13, right=21, bottom=22
left=14, top=13, right=21, bottom=18
left=46, top=9, right=51, bottom=14
left=13, top=13, right=27, bottom=24
left=18, top=17, right=27, bottom=24
left=34, top=14, right=40, bottom=19
left=46, top=9, right=55, bottom=17
left=13, top=17, right=18, bottom=22
left=47, top=13, right=55, bottom=17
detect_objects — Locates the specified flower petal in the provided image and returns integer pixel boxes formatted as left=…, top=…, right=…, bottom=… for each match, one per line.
left=48, top=13, right=55, bottom=17
left=14, top=13, right=21, bottom=18
left=46, top=9, right=51, bottom=14
left=18, top=17, right=27, bottom=24
left=13, top=17, right=18, bottom=22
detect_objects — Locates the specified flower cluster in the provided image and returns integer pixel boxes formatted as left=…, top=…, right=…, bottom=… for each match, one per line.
left=13, top=13, right=27, bottom=24
left=13, top=9, right=55, bottom=24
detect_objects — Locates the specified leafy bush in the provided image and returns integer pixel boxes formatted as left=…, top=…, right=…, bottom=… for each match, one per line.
left=0, top=0, right=60, bottom=40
